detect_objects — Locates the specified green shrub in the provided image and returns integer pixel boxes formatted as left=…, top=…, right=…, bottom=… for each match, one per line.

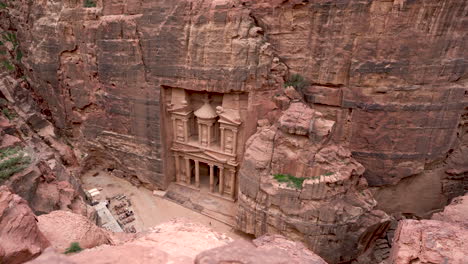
left=323, top=172, right=334, bottom=176
left=2, top=108, right=16, bottom=120
left=273, top=173, right=305, bottom=189
left=0, top=148, right=31, bottom=181
left=284, top=73, right=309, bottom=94
left=84, top=0, right=96, bottom=8
left=64, top=242, right=83, bottom=254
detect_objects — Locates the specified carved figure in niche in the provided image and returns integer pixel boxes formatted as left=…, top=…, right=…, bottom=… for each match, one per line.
left=225, top=133, right=233, bottom=154
left=216, top=106, right=224, bottom=115
left=201, top=126, right=207, bottom=145
left=176, top=121, right=185, bottom=141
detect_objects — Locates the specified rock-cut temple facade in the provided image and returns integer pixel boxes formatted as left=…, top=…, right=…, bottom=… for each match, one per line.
left=165, top=88, right=247, bottom=201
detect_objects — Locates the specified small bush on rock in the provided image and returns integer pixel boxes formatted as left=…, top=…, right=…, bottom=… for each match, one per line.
left=64, top=242, right=83, bottom=254
left=0, top=147, right=31, bottom=182
left=284, top=74, right=309, bottom=94
left=273, top=173, right=305, bottom=189
left=84, top=0, right=96, bottom=8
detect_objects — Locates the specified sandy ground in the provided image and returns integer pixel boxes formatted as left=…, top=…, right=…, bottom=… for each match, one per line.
left=81, top=171, right=250, bottom=240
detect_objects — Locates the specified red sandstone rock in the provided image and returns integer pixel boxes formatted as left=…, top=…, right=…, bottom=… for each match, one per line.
left=26, top=248, right=76, bottom=264
left=431, top=194, right=468, bottom=227
left=2, top=0, right=466, bottom=218
left=0, top=186, right=50, bottom=264
left=237, top=102, right=390, bottom=263
left=390, top=195, right=468, bottom=264
left=68, top=219, right=232, bottom=264
left=196, top=235, right=328, bottom=264
left=389, top=220, right=468, bottom=264
left=37, top=210, right=111, bottom=253
left=0, top=134, right=21, bottom=149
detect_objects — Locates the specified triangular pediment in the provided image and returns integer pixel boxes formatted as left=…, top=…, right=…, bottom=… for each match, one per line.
left=172, top=147, right=229, bottom=163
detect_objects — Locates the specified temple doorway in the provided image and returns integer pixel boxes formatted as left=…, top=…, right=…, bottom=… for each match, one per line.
left=197, top=162, right=220, bottom=192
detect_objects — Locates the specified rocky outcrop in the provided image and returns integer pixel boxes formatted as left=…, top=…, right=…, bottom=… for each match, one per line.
left=68, top=219, right=232, bottom=264
left=1, top=1, right=466, bottom=261
left=431, top=194, right=468, bottom=227
left=195, top=234, right=327, bottom=264
left=389, top=220, right=468, bottom=264
left=236, top=99, right=390, bottom=263
left=37, top=210, right=112, bottom=252
left=0, top=75, right=94, bottom=218
left=389, top=194, right=468, bottom=264
left=28, top=222, right=325, bottom=264
left=0, top=186, right=50, bottom=264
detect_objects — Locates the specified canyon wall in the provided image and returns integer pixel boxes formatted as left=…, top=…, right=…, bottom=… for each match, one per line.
left=3, top=0, right=465, bottom=212
left=1, top=0, right=466, bottom=261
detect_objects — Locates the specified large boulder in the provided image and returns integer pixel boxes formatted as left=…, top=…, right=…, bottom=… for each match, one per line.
left=37, top=210, right=111, bottom=252
left=196, top=234, right=328, bottom=264
left=390, top=195, right=468, bottom=264
left=67, top=219, right=232, bottom=264
left=0, top=186, right=50, bottom=264
left=389, top=219, right=468, bottom=264
left=431, top=194, right=468, bottom=227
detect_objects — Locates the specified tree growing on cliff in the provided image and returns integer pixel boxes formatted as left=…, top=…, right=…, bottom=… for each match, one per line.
left=284, top=73, right=309, bottom=95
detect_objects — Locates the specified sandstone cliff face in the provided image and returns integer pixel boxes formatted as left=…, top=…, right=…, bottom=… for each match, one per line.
left=1, top=0, right=466, bottom=262
left=3, top=1, right=466, bottom=211
left=0, top=75, right=93, bottom=218
left=236, top=99, right=390, bottom=263
left=0, top=186, right=50, bottom=264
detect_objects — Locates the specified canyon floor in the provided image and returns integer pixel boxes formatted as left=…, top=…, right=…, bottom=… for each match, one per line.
left=81, top=170, right=249, bottom=240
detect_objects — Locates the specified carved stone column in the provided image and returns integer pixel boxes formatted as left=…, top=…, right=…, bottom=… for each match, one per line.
left=198, top=124, right=202, bottom=144
left=209, top=164, right=214, bottom=193
left=172, top=118, right=177, bottom=141
left=183, top=118, right=189, bottom=142
left=230, top=169, right=236, bottom=199
left=174, top=154, right=180, bottom=183
left=207, top=123, right=213, bottom=147
left=219, top=166, right=224, bottom=195
left=195, top=160, right=200, bottom=188
left=185, top=157, right=191, bottom=185
left=220, top=127, right=225, bottom=150
left=232, top=129, right=238, bottom=155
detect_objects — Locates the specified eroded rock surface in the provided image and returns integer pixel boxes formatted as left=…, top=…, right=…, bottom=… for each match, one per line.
left=389, top=194, right=468, bottom=264
left=237, top=100, right=390, bottom=263
left=389, top=220, right=468, bottom=264
left=431, top=194, right=468, bottom=227
left=0, top=75, right=93, bottom=218
left=37, top=210, right=112, bottom=252
left=196, top=234, right=327, bottom=264
left=68, top=219, right=232, bottom=264
left=0, top=186, right=50, bottom=264
left=1, top=1, right=465, bottom=213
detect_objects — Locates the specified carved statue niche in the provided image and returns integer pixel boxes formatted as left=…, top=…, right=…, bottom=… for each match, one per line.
left=168, top=88, right=192, bottom=143
left=216, top=93, right=242, bottom=156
